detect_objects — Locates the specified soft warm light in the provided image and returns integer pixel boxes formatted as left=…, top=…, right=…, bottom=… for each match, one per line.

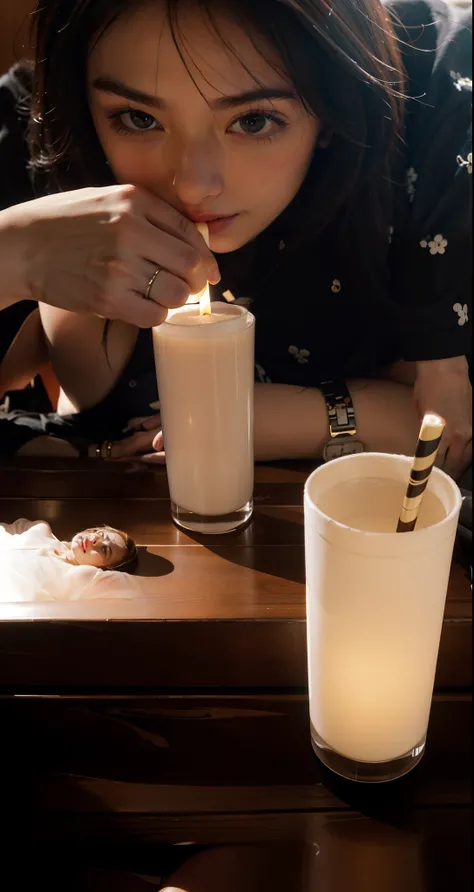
left=196, top=223, right=212, bottom=317
left=199, top=282, right=212, bottom=317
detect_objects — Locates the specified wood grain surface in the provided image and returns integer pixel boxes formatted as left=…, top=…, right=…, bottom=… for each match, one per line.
left=3, top=693, right=471, bottom=890
left=0, top=462, right=471, bottom=690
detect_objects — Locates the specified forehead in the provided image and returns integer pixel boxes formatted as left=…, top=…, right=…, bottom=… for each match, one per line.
left=84, top=528, right=126, bottom=548
left=88, top=2, right=289, bottom=100
left=107, top=530, right=127, bottom=550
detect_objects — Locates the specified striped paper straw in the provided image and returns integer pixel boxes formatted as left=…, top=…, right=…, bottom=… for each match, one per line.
left=396, top=413, right=446, bottom=533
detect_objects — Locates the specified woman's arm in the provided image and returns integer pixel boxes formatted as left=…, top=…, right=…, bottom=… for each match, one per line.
left=0, top=207, right=32, bottom=310
left=253, top=380, right=420, bottom=462
left=135, top=379, right=421, bottom=467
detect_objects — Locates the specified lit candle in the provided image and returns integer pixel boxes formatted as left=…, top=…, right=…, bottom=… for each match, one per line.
left=152, top=302, right=255, bottom=534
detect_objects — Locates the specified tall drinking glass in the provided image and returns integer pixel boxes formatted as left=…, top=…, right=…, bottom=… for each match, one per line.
left=304, top=453, right=462, bottom=782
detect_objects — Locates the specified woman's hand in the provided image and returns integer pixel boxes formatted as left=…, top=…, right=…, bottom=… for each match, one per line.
left=89, top=414, right=166, bottom=462
left=0, top=185, right=220, bottom=323
left=414, top=357, right=472, bottom=479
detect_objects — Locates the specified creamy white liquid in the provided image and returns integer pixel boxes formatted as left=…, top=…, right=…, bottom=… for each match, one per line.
left=153, top=305, right=255, bottom=516
left=316, top=477, right=447, bottom=532
left=306, top=473, right=455, bottom=762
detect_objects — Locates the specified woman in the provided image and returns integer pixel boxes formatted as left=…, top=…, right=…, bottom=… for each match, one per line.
left=0, top=520, right=139, bottom=601
left=0, top=0, right=471, bottom=477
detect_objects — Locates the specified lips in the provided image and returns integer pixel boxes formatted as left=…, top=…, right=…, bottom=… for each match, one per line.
left=186, top=212, right=236, bottom=223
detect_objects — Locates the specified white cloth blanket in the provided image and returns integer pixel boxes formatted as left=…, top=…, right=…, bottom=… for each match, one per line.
left=0, top=519, right=142, bottom=602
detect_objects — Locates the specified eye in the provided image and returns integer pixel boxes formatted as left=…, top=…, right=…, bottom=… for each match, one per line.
left=228, top=110, right=286, bottom=139
left=109, top=108, right=161, bottom=134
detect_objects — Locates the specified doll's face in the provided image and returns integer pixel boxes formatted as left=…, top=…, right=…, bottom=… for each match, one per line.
left=70, top=527, right=128, bottom=568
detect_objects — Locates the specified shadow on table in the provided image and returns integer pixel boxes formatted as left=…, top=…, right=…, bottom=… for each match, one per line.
left=134, top=547, right=174, bottom=579
left=188, top=508, right=306, bottom=584
left=213, top=543, right=305, bottom=584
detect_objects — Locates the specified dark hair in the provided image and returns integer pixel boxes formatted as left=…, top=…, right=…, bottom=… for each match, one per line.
left=28, top=0, right=405, bottom=255
left=82, top=525, right=139, bottom=572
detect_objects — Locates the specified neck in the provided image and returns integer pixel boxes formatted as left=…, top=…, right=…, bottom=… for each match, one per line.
left=57, top=542, right=77, bottom=565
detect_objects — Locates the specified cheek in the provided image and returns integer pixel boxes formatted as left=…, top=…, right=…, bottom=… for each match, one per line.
left=111, top=548, right=127, bottom=566
left=231, top=126, right=318, bottom=203
left=92, top=113, right=169, bottom=193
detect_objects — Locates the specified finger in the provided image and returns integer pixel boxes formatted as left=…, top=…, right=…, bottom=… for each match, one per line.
left=139, top=263, right=191, bottom=309
left=152, top=431, right=164, bottom=452
left=137, top=191, right=221, bottom=284
left=460, top=439, right=473, bottom=475
left=101, top=285, right=168, bottom=328
left=125, top=220, right=217, bottom=295
left=113, top=257, right=190, bottom=312
left=140, top=451, right=166, bottom=464
left=434, top=445, right=448, bottom=470
left=444, top=436, right=473, bottom=479
left=110, top=429, right=161, bottom=459
left=122, top=415, right=161, bottom=433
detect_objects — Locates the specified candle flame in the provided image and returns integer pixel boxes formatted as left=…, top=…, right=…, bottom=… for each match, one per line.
left=199, top=283, right=212, bottom=317
left=196, top=223, right=212, bottom=317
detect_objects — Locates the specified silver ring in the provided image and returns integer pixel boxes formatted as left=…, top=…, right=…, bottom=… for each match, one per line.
left=145, top=266, right=163, bottom=301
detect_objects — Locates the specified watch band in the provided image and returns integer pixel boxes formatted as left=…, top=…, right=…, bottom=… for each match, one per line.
left=319, top=379, right=358, bottom=438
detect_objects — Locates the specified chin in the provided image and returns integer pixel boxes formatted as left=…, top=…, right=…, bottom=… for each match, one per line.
left=211, top=230, right=257, bottom=253
left=71, top=543, right=90, bottom=566
left=72, top=547, right=86, bottom=565
left=211, top=216, right=280, bottom=254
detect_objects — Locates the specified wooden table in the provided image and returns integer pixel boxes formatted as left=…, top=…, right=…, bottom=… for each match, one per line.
left=0, top=459, right=471, bottom=891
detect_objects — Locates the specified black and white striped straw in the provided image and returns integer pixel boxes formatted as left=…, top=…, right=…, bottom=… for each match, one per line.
left=396, top=413, right=446, bottom=533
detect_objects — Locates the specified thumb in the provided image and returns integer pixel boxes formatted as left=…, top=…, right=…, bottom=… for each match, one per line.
left=152, top=431, right=164, bottom=452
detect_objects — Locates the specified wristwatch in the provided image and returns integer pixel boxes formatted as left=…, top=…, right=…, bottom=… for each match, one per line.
left=320, top=380, right=365, bottom=462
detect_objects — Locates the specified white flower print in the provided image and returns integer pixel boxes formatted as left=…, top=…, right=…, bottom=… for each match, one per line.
left=454, top=76, right=472, bottom=92
left=255, top=363, right=272, bottom=384
left=388, top=226, right=394, bottom=245
left=331, top=279, right=342, bottom=293
left=453, top=303, right=469, bottom=326
left=457, top=152, right=472, bottom=175
left=406, top=167, right=418, bottom=202
left=288, top=345, right=310, bottom=364
left=449, top=70, right=472, bottom=90
left=420, top=234, right=448, bottom=255
left=278, top=240, right=286, bottom=251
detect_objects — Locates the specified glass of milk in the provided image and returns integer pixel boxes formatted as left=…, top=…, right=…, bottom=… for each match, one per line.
left=153, top=303, right=255, bottom=534
left=304, top=452, right=462, bottom=782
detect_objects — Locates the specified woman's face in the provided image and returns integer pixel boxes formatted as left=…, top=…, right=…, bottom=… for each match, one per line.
left=87, top=2, right=320, bottom=252
left=70, top=527, right=127, bottom=568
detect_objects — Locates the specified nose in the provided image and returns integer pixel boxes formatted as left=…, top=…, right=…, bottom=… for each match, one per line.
left=171, top=137, right=224, bottom=207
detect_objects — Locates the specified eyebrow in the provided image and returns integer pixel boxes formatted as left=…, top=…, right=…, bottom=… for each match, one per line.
left=92, top=77, right=297, bottom=110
